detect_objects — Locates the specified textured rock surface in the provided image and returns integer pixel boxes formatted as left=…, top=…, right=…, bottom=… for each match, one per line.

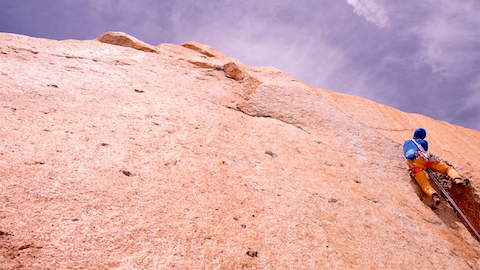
left=1, top=32, right=480, bottom=269
left=96, top=31, right=159, bottom=53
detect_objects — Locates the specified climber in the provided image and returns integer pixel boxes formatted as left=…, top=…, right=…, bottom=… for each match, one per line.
left=403, top=128, right=470, bottom=209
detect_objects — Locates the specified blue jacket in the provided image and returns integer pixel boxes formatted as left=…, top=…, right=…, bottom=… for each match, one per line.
left=403, top=128, right=428, bottom=159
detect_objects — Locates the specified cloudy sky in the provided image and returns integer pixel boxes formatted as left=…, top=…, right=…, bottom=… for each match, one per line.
left=1, top=0, right=479, bottom=130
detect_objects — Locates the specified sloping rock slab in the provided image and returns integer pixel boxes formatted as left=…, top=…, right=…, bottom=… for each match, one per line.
left=95, top=31, right=158, bottom=53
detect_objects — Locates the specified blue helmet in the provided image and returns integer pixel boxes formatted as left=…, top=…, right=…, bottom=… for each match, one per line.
left=413, top=128, right=426, bottom=139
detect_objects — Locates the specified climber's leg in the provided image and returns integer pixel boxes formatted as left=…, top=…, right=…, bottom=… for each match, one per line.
left=429, top=160, right=461, bottom=180
left=406, top=159, right=437, bottom=197
left=413, top=170, right=437, bottom=197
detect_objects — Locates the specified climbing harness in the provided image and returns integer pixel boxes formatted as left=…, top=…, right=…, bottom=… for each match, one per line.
left=410, top=139, right=438, bottom=167
left=411, top=167, right=424, bottom=173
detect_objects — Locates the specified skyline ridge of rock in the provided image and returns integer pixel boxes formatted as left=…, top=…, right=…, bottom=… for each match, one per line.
left=1, top=31, right=480, bottom=269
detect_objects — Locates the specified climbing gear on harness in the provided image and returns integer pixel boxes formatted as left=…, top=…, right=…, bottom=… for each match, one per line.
left=411, top=139, right=430, bottom=160
left=428, top=153, right=439, bottom=162
left=431, top=193, right=441, bottom=209
left=453, top=178, right=470, bottom=187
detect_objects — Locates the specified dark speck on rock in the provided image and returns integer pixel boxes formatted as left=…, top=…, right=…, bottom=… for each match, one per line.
left=120, top=170, right=136, bottom=177
left=246, top=250, right=258, bottom=257
left=265, top=150, right=278, bottom=158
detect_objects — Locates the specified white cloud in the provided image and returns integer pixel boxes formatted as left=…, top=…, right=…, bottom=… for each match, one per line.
left=346, top=0, right=390, bottom=28
left=411, top=0, right=480, bottom=77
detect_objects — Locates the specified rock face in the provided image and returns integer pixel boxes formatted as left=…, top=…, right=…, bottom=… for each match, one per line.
left=0, top=32, right=480, bottom=269
left=96, top=31, right=159, bottom=53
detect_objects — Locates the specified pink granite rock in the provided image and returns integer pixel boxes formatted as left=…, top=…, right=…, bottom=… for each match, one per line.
left=96, top=31, right=158, bottom=53
left=0, top=31, right=479, bottom=269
